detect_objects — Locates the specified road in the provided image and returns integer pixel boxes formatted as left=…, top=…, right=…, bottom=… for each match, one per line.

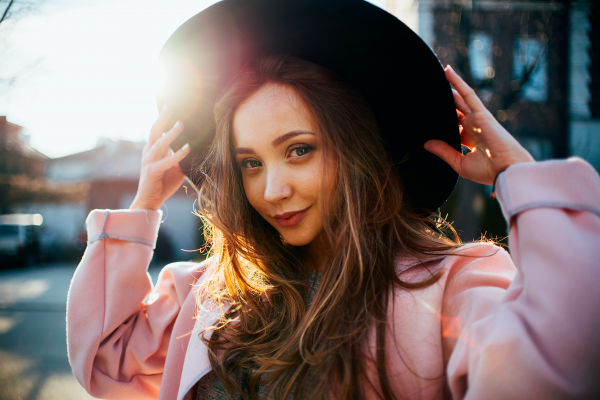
left=0, top=263, right=161, bottom=400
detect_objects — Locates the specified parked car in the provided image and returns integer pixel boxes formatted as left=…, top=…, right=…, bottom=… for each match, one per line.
left=0, top=214, right=43, bottom=268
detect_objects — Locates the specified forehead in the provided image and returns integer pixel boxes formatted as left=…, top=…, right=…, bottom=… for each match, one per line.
left=232, top=84, right=318, bottom=146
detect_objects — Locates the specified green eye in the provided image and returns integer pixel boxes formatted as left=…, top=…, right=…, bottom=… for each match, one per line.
left=290, top=145, right=313, bottom=158
left=243, top=159, right=262, bottom=169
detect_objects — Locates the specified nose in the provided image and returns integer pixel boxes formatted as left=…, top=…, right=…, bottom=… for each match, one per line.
left=264, top=166, right=293, bottom=204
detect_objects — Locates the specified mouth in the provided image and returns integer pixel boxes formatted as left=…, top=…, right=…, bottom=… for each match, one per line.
left=273, top=206, right=312, bottom=227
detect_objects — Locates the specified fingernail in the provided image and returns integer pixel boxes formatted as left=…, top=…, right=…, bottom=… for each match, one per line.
left=181, top=143, right=189, bottom=151
left=162, top=103, right=168, bottom=111
left=173, top=121, right=180, bottom=129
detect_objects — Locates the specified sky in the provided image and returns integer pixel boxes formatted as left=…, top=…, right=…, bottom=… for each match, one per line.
left=0, top=0, right=405, bottom=158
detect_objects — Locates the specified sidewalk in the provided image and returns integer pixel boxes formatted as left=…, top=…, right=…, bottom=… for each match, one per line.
left=0, top=263, right=162, bottom=400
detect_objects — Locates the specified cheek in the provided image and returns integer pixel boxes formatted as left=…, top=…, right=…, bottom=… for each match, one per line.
left=296, top=153, right=331, bottom=198
left=242, top=176, right=264, bottom=212
left=296, top=165, right=322, bottom=198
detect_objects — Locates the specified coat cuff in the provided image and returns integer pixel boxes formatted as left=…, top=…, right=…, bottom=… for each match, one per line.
left=495, top=157, right=600, bottom=221
left=86, top=209, right=163, bottom=248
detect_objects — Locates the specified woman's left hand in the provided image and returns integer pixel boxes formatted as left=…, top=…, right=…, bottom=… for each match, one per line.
left=424, top=66, right=535, bottom=186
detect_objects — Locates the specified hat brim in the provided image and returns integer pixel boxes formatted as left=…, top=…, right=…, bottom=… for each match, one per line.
left=157, top=0, right=461, bottom=212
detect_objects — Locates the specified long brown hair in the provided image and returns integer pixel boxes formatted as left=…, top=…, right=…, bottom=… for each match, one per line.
left=196, top=55, right=460, bottom=400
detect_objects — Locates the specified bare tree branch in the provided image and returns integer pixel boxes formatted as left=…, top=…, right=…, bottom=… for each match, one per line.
left=502, top=42, right=548, bottom=109
left=0, top=0, right=15, bottom=24
left=451, top=4, right=549, bottom=111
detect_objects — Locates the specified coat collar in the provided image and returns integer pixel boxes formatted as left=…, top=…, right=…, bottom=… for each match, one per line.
left=175, top=256, right=434, bottom=399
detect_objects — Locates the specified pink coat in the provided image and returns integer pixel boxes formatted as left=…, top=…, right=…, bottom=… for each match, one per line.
left=67, top=158, right=600, bottom=400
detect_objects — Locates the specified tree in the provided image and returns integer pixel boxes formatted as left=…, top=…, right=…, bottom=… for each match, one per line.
left=0, top=0, right=16, bottom=24
left=0, top=117, right=88, bottom=213
left=0, top=1, right=86, bottom=213
left=448, top=0, right=549, bottom=112
left=0, top=0, right=47, bottom=93
left=0, top=0, right=45, bottom=25
left=434, top=0, right=566, bottom=243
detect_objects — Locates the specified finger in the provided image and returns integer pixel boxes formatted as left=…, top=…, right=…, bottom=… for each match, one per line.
left=456, top=109, right=466, bottom=133
left=155, top=142, right=190, bottom=170
left=147, top=120, right=184, bottom=161
left=452, top=89, right=470, bottom=115
left=148, top=104, right=174, bottom=148
left=445, top=66, right=485, bottom=113
left=424, top=140, right=463, bottom=175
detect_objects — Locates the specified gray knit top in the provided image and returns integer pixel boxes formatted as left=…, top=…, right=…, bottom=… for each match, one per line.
left=196, top=271, right=322, bottom=400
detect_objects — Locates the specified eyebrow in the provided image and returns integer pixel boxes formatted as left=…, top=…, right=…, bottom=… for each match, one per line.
left=234, top=147, right=255, bottom=155
left=234, top=130, right=315, bottom=155
left=271, top=130, right=315, bottom=147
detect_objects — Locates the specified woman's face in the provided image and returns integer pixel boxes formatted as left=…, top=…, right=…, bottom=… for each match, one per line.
left=232, top=83, right=333, bottom=247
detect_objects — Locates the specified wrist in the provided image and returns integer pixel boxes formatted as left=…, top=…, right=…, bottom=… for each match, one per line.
left=129, top=198, right=161, bottom=211
left=497, top=149, right=535, bottom=176
left=509, top=144, right=536, bottom=166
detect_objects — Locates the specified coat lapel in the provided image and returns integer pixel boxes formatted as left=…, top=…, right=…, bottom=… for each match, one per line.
left=177, top=297, right=232, bottom=400
left=158, top=288, right=198, bottom=400
left=158, top=261, right=226, bottom=400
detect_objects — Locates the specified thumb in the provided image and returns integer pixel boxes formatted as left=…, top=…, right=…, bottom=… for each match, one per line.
left=424, top=140, right=464, bottom=175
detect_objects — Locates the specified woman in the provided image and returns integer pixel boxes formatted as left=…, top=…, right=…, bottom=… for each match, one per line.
left=66, top=1, right=600, bottom=399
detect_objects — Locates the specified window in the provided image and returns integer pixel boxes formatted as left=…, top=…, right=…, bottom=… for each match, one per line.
left=468, top=32, right=494, bottom=82
left=513, top=37, right=548, bottom=102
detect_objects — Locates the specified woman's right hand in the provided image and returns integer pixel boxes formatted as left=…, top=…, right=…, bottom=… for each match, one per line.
left=130, top=105, right=191, bottom=211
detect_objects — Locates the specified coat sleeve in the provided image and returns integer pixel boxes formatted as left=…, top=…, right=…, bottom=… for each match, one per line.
left=66, top=209, right=202, bottom=399
left=444, top=157, right=600, bottom=399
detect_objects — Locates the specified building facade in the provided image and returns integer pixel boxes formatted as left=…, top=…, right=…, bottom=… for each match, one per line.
left=44, top=139, right=203, bottom=263
left=385, top=0, right=599, bottom=241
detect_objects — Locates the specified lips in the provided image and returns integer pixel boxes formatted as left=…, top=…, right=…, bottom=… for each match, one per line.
left=273, top=206, right=311, bottom=227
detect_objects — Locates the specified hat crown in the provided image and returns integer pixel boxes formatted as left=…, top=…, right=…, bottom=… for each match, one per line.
left=158, top=0, right=460, bottom=212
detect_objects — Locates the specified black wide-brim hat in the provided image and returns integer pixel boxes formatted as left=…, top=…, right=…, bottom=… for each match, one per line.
left=157, top=0, right=460, bottom=212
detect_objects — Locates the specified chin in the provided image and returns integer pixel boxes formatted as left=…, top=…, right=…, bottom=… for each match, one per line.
left=280, top=232, right=317, bottom=247
left=277, top=227, right=320, bottom=247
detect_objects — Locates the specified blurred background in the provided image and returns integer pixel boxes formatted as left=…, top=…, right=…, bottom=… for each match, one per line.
left=0, top=0, right=598, bottom=398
